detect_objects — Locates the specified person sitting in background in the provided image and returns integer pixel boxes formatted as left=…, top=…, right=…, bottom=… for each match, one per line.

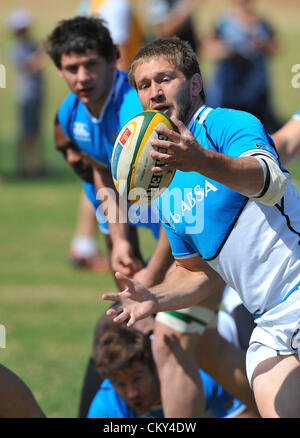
left=6, top=8, right=46, bottom=179
left=87, top=325, right=257, bottom=418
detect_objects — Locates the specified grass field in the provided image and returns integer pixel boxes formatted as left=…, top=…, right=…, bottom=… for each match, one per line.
left=0, top=0, right=300, bottom=418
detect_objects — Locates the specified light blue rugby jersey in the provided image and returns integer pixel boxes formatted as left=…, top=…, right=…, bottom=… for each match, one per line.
left=57, top=69, right=143, bottom=170
left=155, top=105, right=281, bottom=260
left=87, top=370, right=245, bottom=418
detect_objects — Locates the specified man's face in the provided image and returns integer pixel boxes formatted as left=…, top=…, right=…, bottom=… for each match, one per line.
left=134, top=56, right=194, bottom=124
left=58, top=48, right=115, bottom=112
left=111, top=360, right=160, bottom=415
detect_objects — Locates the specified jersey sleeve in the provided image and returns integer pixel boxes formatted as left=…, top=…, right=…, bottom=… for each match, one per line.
left=207, top=109, right=278, bottom=160
left=162, top=221, right=197, bottom=259
left=153, top=198, right=198, bottom=259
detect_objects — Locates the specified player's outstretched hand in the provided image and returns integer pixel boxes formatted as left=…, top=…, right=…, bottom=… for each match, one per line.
left=150, top=116, right=204, bottom=173
left=102, top=272, right=159, bottom=327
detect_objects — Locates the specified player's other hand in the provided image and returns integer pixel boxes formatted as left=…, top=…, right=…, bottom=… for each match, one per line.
left=111, top=239, right=143, bottom=277
left=102, top=272, right=158, bottom=327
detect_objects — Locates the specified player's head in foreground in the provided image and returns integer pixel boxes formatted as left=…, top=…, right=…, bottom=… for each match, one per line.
left=128, top=37, right=205, bottom=125
left=45, top=16, right=119, bottom=116
left=94, top=327, right=160, bottom=414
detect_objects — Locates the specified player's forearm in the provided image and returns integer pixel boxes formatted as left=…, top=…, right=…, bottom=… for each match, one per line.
left=149, top=264, right=222, bottom=312
left=145, top=227, right=174, bottom=284
left=196, top=149, right=264, bottom=197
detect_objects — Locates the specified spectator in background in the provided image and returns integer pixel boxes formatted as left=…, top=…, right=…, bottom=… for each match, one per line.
left=203, top=0, right=281, bottom=133
left=6, top=9, right=46, bottom=179
left=148, top=0, right=200, bottom=55
left=77, top=0, right=144, bottom=71
left=273, top=105, right=300, bottom=165
left=69, top=0, right=145, bottom=270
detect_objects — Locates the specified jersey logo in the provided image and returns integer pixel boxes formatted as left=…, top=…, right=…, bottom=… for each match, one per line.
left=120, top=127, right=133, bottom=146
left=255, top=143, right=269, bottom=150
left=73, top=122, right=90, bottom=141
left=168, top=181, right=218, bottom=224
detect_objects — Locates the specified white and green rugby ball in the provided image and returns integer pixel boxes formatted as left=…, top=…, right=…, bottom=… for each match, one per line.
left=111, top=110, right=176, bottom=204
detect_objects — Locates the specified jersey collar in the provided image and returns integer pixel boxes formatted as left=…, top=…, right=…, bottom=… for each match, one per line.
left=187, top=105, right=207, bottom=130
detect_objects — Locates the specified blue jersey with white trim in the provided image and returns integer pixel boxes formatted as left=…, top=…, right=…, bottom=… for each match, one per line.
left=155, top=106, right=300, bottom=316
left=57, top=69, right=143, bottom=170
left=155, top=106, right=278, bottom=260
left=87, top=370, right=245, bottom=418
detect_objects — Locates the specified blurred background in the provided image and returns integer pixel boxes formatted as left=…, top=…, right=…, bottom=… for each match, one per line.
left=0, top=0, right=299, bottom=417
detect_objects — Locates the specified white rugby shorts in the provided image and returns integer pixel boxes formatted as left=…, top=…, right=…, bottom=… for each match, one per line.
left=246, top=287, right=300, bottom=386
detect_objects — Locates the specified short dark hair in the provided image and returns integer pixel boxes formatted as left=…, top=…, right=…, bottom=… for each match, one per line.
left=94, top=327, right=155, bottom=380
left=129, top=37, right=205, bottom=100
left=45, top=16, right=119, bottom=68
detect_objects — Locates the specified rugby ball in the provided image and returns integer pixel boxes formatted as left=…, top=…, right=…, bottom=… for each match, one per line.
left=111, top=110, right=176, bottom=204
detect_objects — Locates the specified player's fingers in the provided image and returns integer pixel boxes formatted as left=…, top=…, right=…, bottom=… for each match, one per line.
left=113, top=311, right=131, bottom=324
left=150, top=138, right=175, bottom=150
left=102, top=293, right=121, bottom=302
left=170, top=116, right=188, bottom=134
left=151, top=163, right=174, bottom=173
left=115, top=271, right=135, bottom=289
left=154, top=126, right=180, bottom=142
left=150, top=149, right=175, bottom=162
left=105, top=306, right=121, bottom=317
left=126, top=314, right=137, bottom=328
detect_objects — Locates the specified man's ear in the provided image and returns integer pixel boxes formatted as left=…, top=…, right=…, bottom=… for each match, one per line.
left=191, top=73, right=203, bottom=97
left=58, top=69, right=64, bottom=78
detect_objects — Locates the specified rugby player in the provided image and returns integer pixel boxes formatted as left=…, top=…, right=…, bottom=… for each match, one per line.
left=103, top=37, right=300, bottom=418
left=87, top=326, right=257, bottom=418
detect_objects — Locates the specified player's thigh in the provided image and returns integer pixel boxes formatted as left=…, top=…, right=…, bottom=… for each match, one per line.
left=252, top=354, right=300, bottom=418
left=152, top=320, right=200, bottom=366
